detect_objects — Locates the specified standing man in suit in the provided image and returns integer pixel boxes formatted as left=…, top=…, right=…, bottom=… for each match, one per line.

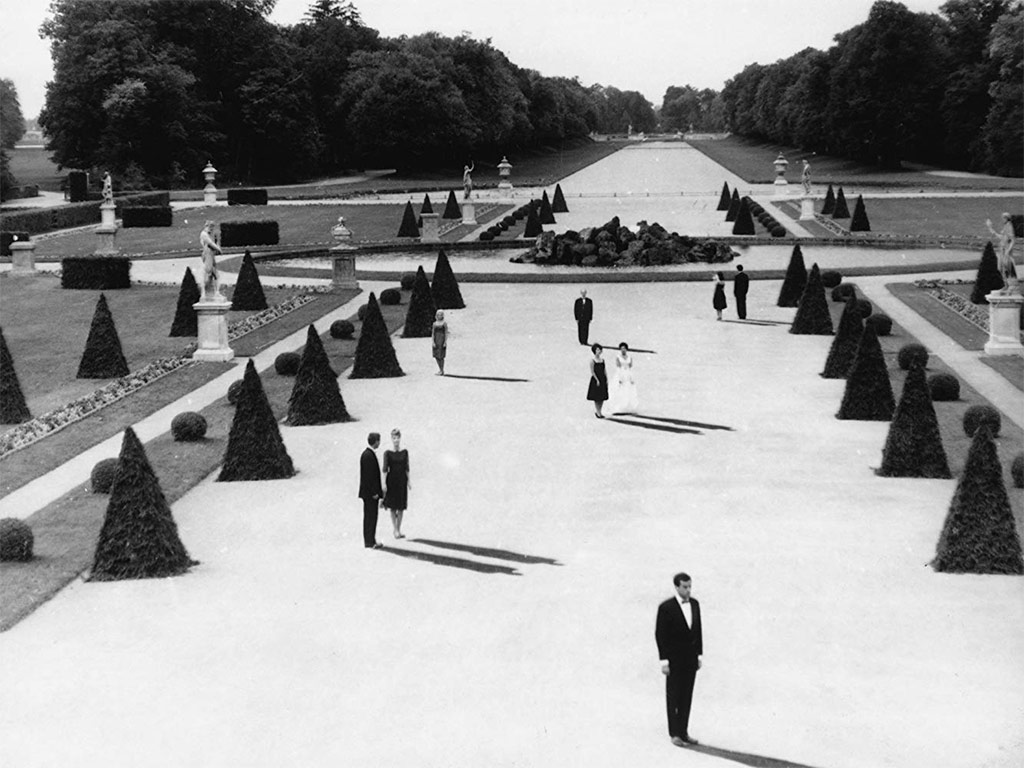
left=655, top=572, right=703, bottom=747
left=734, top=264, right=749, bottom=320
left=359, top=432, right=384, bottom=549
left=574, top=289, right=593, bottom=345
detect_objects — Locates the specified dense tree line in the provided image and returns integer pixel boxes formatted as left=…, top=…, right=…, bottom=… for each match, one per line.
left=718, top=0, right=1022, bottom=175
left=658, top=85, right=727, bottom=133
left=37, top=0, right=658, bottom=186
left=1, top=79, right=27, bottom=198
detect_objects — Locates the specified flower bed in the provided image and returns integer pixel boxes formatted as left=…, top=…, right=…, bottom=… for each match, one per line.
left=914, top=279, right=989, bottom=332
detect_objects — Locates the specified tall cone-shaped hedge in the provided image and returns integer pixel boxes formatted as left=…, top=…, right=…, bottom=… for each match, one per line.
left=932, top=426, right=1023, bottom=574
left=420, top=194, right=434, bottom=214
left=552, top=183, right=569, bottom=213
left=970, top=242, right=1005, bottom=304
left=725, top=188, right=740, bottom=222
left=821, top=296, right=863, bottom=378
left=877, top=363, right=951, bottom=478
left=231, top=250, right=269, bottom=311
left=402, top=266, right=436, bottom=338
left=790, top=264, right=833, bottom=335
left=350, top=293, right=404, bottom=378
left=77, top=293, right=130, bottom=379
left=431, top=249, right=465, bottom=309
left=90, top=427, right=195, bottom=581
left=832, top=187, right=850, bottom=218
left=524, top=203, right=543, bottom=237
left=732, top=197, right=755, bottom=235
left=397, top=201, right=420, bottom=238
left=442, top=190, right=461, bottom=219
left=169, top=267, right=201, bottom=337
left=717, top=182, right=731, bottom=211
left=539, top=191, right=556, bottom=224
left=821, top=184, right=836, bottom=215
left=1, top=327, right=31, bottom=424
left=777, top=244, right=808, bottom=307
left=836, top=323, right=894, bottom=421
left=287, top=324, right=351, bottom=425
left=849, top=195, right=871, bottom=232
left=218, top=359, right=295, bottom=481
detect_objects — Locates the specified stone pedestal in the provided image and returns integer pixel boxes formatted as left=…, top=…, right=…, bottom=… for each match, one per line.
left=100, top=200, right=116, bottom=228
left=202, top=161, right=218, bottom=205
left=461, top=200, right=476, bottom=226
left=94, top=226, right=119, bottom=256
left=497, top=156, right=513, bottom=204
left=800, top=196, right=815, bottom=221
left=330, top=249, right=359, bottom=290
left=9, top=240, right=37, bottom=275
left=192, top=296, right=234, bottom=362
left=984, top=290, right=1024, bottom=356
left=420, top=212, right=441, bottom=243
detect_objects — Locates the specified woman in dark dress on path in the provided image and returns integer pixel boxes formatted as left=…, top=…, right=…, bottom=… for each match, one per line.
left=712, top=271, right=727, bottom=321
left=587, top=343, right=609, bottom=418
left=383, top=428, right=410, bottom=539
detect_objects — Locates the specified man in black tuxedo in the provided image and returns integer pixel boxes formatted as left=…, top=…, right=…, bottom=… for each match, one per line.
left=655, top=572, right=703, bottom=747
left=734, top=264, right=750, bottom=320
left=358, top=432, right=384, bottom=549
left=573, top=289, right=593, bottom=345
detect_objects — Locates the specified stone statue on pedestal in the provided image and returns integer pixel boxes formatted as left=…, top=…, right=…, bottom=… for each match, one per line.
left=986, top=213, right=1018, bottom=291
left=801, top=160, right=811, bottom=195
left=199, top=221, right=223, bottom=299
left=102, top=171, right=113, bottom=204
left=462, top=161, right=474, bottom=199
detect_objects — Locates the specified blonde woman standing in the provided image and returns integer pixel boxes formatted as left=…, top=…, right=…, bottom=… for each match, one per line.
left=432, top=310, right=448, bottom=375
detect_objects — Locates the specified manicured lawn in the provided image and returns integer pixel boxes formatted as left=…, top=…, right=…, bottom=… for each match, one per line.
left=5, top=147, right=64, bottom=192
left=850, top=196, right=1024, bottom=241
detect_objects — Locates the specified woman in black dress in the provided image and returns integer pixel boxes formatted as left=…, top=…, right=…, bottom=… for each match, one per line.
left=587, top=343, right=609, bottom=418
left=712, top=271, right=727, bottom=321
left=383, top=428, right=410, bottom=538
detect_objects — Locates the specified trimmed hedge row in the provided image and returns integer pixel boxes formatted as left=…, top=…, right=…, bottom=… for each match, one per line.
left=220, top=220, right=279, bottom=247
left=746, top=198, right=787, bottom=238
left=122, top=206, right=173, bottom=228
left=0, top=192, right=169, bottom=235
left=61, top=257, right=131, bottom=289
left=227, top=188, right=269, bottom=206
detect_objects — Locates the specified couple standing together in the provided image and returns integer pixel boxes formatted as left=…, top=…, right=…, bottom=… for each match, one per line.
left=576, top=290, right=638, bottom=418
left=358, top=430, right=411, bottom=548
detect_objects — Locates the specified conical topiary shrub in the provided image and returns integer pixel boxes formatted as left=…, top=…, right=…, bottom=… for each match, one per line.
left=539, top=191, right=556, bottom=224
left=231, top=250, right=269, bottom=311
left=877, top=363, right=951, bottom=478
left=350, top=292, right=404, bottom=379
left=821, top=184, right=836, bottom=215
left=790, top=263, right=834, bottom=335
left=442, top=190, right=461, bottom=219
left=552, top=183, right=569, bottom=213
left=218, top=359, right=296, bottom=481
left=397, top=201, right=420, bottom=238
left=821, top=296, right=863, bottom=378
left=849, top=195, right=870, bottom=232
left=725, top=189, right=740, bottom=222
left=169, top=267, right=201, bottom=337
left=932, top=426, right=1024, bottom=574
left=832, top=187, right=850, bottom=219
left=90, top=427, right=195, bottom=581
left=732, top=197, right=755, bottom=235
left=77, top=293, right=130, bottom=379
left=970, top=242, right=1005, bottom=304
left=777, top=244, right=808, bottom=307
left=286, top=324, right=351, bottom=426
left=524, top=203, right=543, bottom=238
left=402, top=266, right=436, bottom=338
left=717, top=182, right=731, bottom=211
left=836, top=323, right=894, bottom=421
left=0, top=327, right=31, bottom=424
left=420, top=194, right=434, bottom=215
left=431, top=248, right=466, bottom=309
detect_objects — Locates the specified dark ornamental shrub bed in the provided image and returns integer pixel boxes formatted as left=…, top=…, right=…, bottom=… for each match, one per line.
left=897, top=343, right=928, bottom=371
left=330, top=319, right=355, bottom=339
left=91, top=457, right=120, bottom=493
left=122, top=206, right=173, bottom=228
left=864, top=314, right=892, bottom=336
left=227, top=188, right=268, bottom=205
left=61, top=257, right=131, bottom=290
left=274, top=352, right=301, bottom=375
left=380, top=288, right=402, bottom=305
left=171, top=412, right=208, bottom=442
left=220, top=221, right=279, bottom=247
left=0, top=518, right=34, bottom=562
left=963, top=404, right=1001, bottom=438
left=927, top=372, right=960, bottom=401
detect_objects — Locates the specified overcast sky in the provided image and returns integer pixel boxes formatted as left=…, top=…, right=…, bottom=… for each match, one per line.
left=2, top=0, right=948, bottom=120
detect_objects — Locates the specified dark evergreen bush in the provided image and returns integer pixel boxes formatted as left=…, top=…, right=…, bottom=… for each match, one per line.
left=864, top=314, right=893, bottom=336
left=61, top=256, right=131, bottom=289
left=275, top=352, right=301, bottom=375
left=877, top=364, right=951, bottom=478
left=431, top=248, right=466, bottom=309
left=221, top=220, right=279, bottom=247
left=380, top=287, right=402, bottom=305
left=230, top=250, right=269, bottom=311
left=1, top=231, right=30, bottom=257
left=539, top=191, right=556, bottom=224
left=897, top=343, right=928, bottom=371
left=790, top=264, right=834, bottom=336
left=837, top=323, right=895, bottom=421
left=329, top=319, right=355, bottom=339
left=357, top=304, right=368, bottom=321
left=171, top=412, right=207, bottom=441
left=524, top=204, right=543, bottom=238
left=402, top=266, right=436, bottom=338
left=287, top=324, right=351, bottom=426
left=420, top=194, right=434, bottom=215
left=442, top=190, right=461, bottom=219
left=932, top=426, right=1023, bottom=574
left=821, top=270, right=842, bottom=288
left=821, top=297, right=863, bottom=379
left=770, top=225, right=786, bottom=238
left=854, top=298, right=873, bottom=319
left=732, top=197, right=755, bottom=235
left=552, top=183, right=569, bottom=213
left=831, top=283, right=856, bottom=302
left=821, top=184, right=836, bottom=215
left=849, top=195, right=870, bottom=231
left=121, top=206, right=172, bottom=228
left=479, top=231, right=494, bottom=241
left=927, top=372, right=960, bottom=401
left=963, top=404, right=1001, bottom=437
left=169, top=267, right=201, bottom=337
left=832, top=187, right=850, bottom=219
left=777, top=244, right=807, bottom=307
left=218, top=360, right=296, bottom=481
left=68, top=170, right=88, bottom=202
left=400, top=272, right=416, bottom=291
left=227, top=188, right=268, bottom=205
left=397, top=201, right=420, bottom=238
left=227, top=379, right=243, bottom=405
left=1011, top=453, right=1024, bottom=488
left=350, top=293, right=404, bottom=379
left=91, top=427, right=196, bottom=580
left=725, top=189, right=740, bottom=222
left=0, top=328, right=31, bottom=424
left=91, top=458, right=120, bottom=493
left=970, top=242, right=1005, bottom=304
left=0, top=518, right=33, bottom=562
left=717, top=182, right=730, bottom=211
left=77, top=294, right=130, bottom=379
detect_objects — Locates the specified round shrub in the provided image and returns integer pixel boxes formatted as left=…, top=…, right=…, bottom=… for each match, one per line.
left=865, top=313, right=893, bottom=336
left=227, top=379, right=243, bottom=405
left=1011, top=453, right=1023, bottom=489
left=927, top=372, right=960, bottom=402
left=380, top=287, right=402, bottom=305
left=0, top=518, right=33, bottom=562
left=330, top=319, right=355, bottom=339
left=821, top=270, right=842, bottom=288
left=479, top=231, right=494, bottom=241
left=963, top=404, right=1001, bottom=438
left=831, top=283, right=856, bottom=302
left=357, top=304, right=368, bottom=321
left=770, top=225, right=786, bottom=238
left=400, top=272, right=416, bottom=291
left=897, top=343, right=928, bottom=371
left=171, top=411, right=208, bottom=441
left=91, top=457, right=120, bottom=493
left=854, top=298, right=873, bottom=319
left=275, top=352, right=301, bottom=376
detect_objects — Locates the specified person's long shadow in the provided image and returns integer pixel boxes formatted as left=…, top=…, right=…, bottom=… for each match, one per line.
left=412, top=538, right=562, bottom=566
left=631, top=414, right=734, bottom=431
left=605, top=417, right=701, bottom=435
left=722, top=319, right=787, bottom=327
left=686, top=742, right=823, bottom=768
left=443, top=374, right=531, bottom=383
left=605, top=414, right=733, bottom=434
left=380, top=546, right=521, bottom=576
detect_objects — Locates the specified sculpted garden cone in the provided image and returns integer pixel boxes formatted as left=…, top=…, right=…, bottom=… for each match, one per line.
left=218, top=359, right=296, bottom=481
left=403, top=266, right=436, bottom=338
left=0, top=327, right=31, bottom=424
left=286, top=325, right=351, bottom=426
left=836, top=323, right=894, bottom=421
left=877, top=363, right=950, bottom=478
left=777, top=244, right=808, bottom=307
left=350, top=293, right=404, bottom=379
left=77, top=293, right=130, bottom=379
left=169, top=267, right=201, bottom=337
left=790, top=264, right=833, bottom=335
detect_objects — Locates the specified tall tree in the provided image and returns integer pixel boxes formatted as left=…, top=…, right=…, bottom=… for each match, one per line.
left=0, top=78, right=26, bottom=198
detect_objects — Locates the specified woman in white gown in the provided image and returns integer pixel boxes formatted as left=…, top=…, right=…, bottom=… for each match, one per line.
left=608, top=342, right=639, bottom=415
